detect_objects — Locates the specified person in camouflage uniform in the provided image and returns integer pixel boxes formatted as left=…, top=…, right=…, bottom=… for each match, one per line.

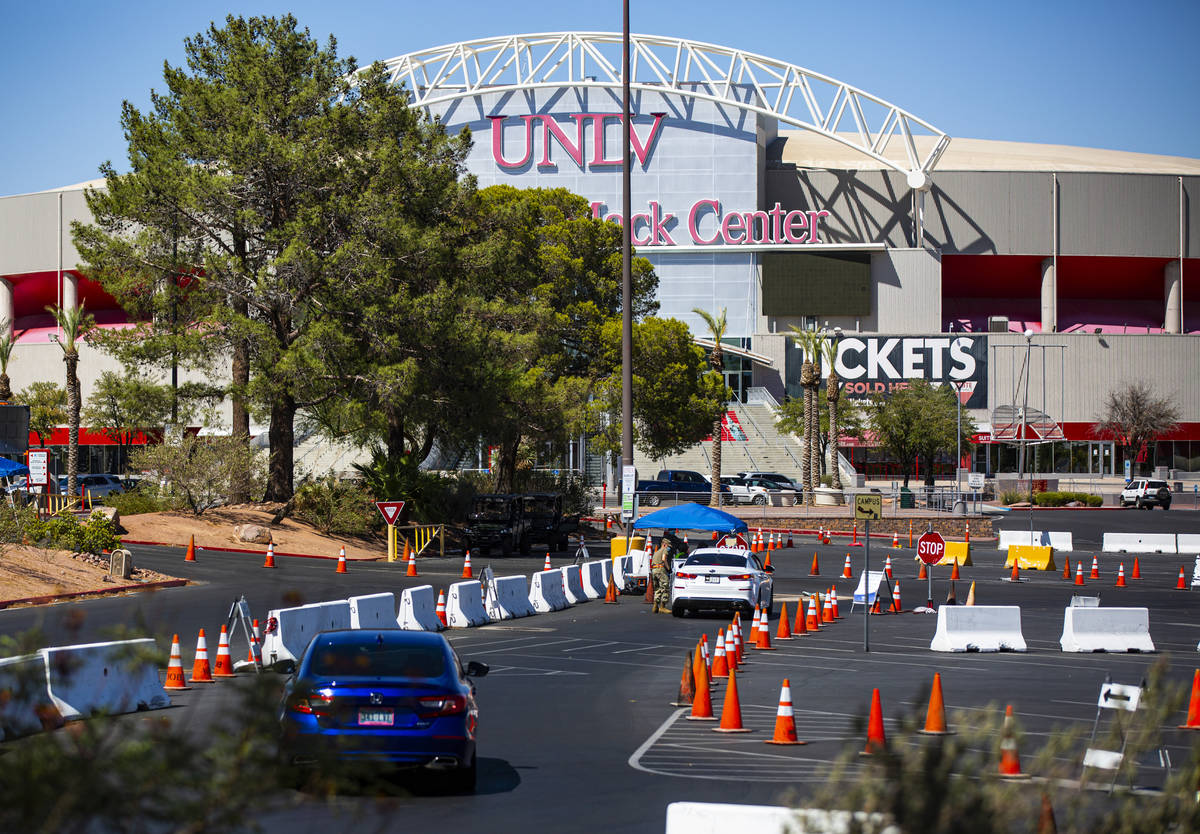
left=651, top=535, right=673, bottom=613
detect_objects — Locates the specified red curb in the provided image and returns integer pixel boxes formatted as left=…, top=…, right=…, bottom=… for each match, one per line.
left=120, top=539, right=386, bottom=562
left=0, top=578, right=190, bottom=610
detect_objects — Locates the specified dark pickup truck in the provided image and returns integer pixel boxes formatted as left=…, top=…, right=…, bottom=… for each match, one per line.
left=635, top=470, right=729, bottom=506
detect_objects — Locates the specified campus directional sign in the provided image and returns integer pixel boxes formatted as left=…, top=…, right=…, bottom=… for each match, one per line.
left=375, top=500, right=405, bottom=526
left=917, top=531, right=946, bottom=566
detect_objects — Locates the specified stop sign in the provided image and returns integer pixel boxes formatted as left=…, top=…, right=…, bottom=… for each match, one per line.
left=917, top=531, right=946, bottom=566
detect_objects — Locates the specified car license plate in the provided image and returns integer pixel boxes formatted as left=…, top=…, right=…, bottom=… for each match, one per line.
left=358, top=708, right=394, bottom=726
left=705, top=575, right=720, bottom=583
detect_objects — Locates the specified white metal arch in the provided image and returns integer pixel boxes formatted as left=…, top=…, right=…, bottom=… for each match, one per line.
left=374, top=32, right=951, bottom=183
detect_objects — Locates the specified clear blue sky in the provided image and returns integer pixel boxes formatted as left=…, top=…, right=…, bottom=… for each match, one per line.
left=2, top=0, right=1197, bottom=196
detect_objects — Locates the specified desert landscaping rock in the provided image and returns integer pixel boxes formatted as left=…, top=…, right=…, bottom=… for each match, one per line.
left=234, top=523, right=273, bottom=544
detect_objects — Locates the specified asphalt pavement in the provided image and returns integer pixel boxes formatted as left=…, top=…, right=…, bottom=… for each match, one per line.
left=3, top=510, right=1200, bottom=833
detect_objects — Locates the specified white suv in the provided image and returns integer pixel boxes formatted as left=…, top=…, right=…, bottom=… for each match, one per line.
left=1120, top=479, right=1172, bottom=510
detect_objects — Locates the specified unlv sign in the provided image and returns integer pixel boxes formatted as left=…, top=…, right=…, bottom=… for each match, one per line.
left=490, top=113, right=666, bottom=170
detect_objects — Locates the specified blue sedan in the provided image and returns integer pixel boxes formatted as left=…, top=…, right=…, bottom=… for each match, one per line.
left=278, top=629, right=488, bottom=791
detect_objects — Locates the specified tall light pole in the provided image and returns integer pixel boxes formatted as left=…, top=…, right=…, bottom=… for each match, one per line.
left=953, top=379, right=966, bottom=510
left=1021, top=330, right=1034, bottom=539
left=620, top=1, right=634, bottom=537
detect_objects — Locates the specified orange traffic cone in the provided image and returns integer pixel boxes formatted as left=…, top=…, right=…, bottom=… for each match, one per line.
left=822, top=592, right=834, bottom=623
left=787, top=531, right=794, bottom=548
left=776, top=602, right=793, bottom=640
left=262, top=542, right=276, bottom=569
left=1115, top=563, right=1127, bottom=587
left=851, top=522, right=859, bottom=546
left=998, top=705, right=1027, bottom=778
left=1037, top=793, right=1057, bottom=834
left=543, top=552, right=552, bottom=571
left=1131, top=556, right=1142, bottom=580
left=919, top=672, right=953, bottom=735
left=831, top=587, right=841, bottom=619
left=765, top=679, right=805, bottom=745
left=711, top=629, right=729, bottom=679
left=763, top=549, right=772, bottom=569
left=749, top=606, right=761, bottom=645
left=189, top=629, right=214, bottom=683
left=842, top=554, right=853, bottom=579
left=436, top=589, right=448, bottom=626
left=688, top=650, right=715, bottom=721
left=1074, top=562, right=1085, bottom=585
left=950, top=559, right=961, bottom=580
left=892, top=580, right=903, bottom=613
left=1177, top=669, right=1200, bottom=729
left=246, top=619, right=261, bottom=662
left=1062, top=558, right=1071, bottom=580
left=730, top=616, right=744, bottom=666
left=462, top=550, right=473, bottom=579
left=712, top=668, right=751, bottom=733
left=861, top=688, right=886, bottom=755
left=806, top=596, right=821, bottom=632
left=164, top=634, right=191, bottom=691
left=1090, top=555, right=1100, bottom=580
left=406, top=543, right=419, bottom=577
left=891, top=531, right=900, bottom=548
left=184, top=534, right=196, bottom=562
left=945, top=581, right=958, bottom=606
left=336, top=547, right=348, bottom=574
left=870, top=596, right=883, bottom=614
left=918, top=561, right=928, bottom=580
left=212, top=625, right=236, bottom=678
left=1008, top=563, right=1021, bottom=583
left=810, top=553, right=820, bottom=576
left=1177, top=566, right=1188, bottom=590
left=884, top=555, right=893, bottom=579
left=604, top=575, right=619, bottom=603
left=672, top=650, right=697, bottom=706
left=699, top=633, right=711, bottom=675
left=248, top=629, right=262, bottom=667
left=755, top=610, right=775, bottom=650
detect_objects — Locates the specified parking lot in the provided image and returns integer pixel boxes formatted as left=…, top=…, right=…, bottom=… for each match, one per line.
left=3, top=508, right=1200, bottom=832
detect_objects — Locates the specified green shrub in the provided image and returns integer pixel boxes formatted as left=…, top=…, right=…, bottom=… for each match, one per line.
left=0, top=503, right=39, bottom=545
left=293, top=476, right=376, bottom=535
left=79, top=513, right=121, bottom=554
left=1000, top=490, right=1026, bottom=505
left=104, top=483, right=178, bottom=516
left=1033, top=490, right=1104, bottom=507
left=16, top=510, right=120, bottom=554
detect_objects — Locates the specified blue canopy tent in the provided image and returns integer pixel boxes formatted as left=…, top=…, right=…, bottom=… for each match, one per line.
left=0, top=457, right=29, bottom=478
left=631, top=503, right=747, bottom=533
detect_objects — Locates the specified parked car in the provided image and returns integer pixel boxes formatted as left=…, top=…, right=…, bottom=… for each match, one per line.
left=1120, top=479, right=1172, bottom=510
left=56, top=473, right=126, bottom=498
left=724, top=475, right=799, bottom=505
left=637, top=470, right=730, bottom=506
left=736, top=471, right=799, bottom=490
left=278, top=629, right=488, bottom=791
left=670, top=547, right=774, bottom=617
left=463, top=494, right=531, bottom=556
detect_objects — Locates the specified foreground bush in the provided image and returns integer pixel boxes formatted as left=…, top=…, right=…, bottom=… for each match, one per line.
left=293, top=476, right=376, bottom=535
left=1034, top=491, right=1104, bottom=507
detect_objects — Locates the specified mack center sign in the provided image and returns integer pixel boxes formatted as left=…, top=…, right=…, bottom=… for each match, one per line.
left=787, top=335, right=988, bottom=409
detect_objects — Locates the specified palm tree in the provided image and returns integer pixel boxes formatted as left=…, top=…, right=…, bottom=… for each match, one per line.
left=820, top=335, right=843, bottom=491
left=693, top=307, right=729, bottom=507
left=789, top=327, right=827, bottom=505
left=51, top=304, right=91, bottom=500
left=0, top=321, right=14, bottom=403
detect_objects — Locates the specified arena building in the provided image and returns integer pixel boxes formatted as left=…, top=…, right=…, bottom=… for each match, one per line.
left=2, top=32, right=1197, bottom=481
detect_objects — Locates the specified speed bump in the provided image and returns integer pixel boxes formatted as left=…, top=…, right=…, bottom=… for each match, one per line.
left=1005, top=545, right=1055, bottom=571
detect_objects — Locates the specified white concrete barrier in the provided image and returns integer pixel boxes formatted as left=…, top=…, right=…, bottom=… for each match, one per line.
left=349, top=593, right=397, bottom=629
left=529, top=569, right=570, bottom=613
left=1102, top=533, right=1176, bottom=554
left=628, top=547, right=651, bottom=577
left=665, top=802, right=897, bottom=834
left=398, top=585, right=442, bottom=631
left=581, top=560, right=607, bottom=599
left=1178, top=534, right=1200, bottom=554
left=446, top=580, right=489, bottom=628
left=1060, top=607, right=1155, bottom=652
left=930, top=606, right=1027, bottom=652
left=998, top=530, right=1073, bottom=551
left=560, top=565, right=589, bottom=604
left=613, top=555, right=633, bottom=591
left=262, top=600, right=352, bottom=663
left=485, top=575, right=536, bottom=621
left=0, top=653, right=59, bottom=739
left=41, top=639, right=170, bottom=720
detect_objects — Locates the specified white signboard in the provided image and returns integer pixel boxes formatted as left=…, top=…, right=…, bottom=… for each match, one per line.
left=967, top=472, right=985, bottom=490
left=28, top=449, right=49, bottom=487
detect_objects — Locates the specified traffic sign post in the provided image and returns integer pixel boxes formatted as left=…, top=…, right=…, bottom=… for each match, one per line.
left=854, top=495, right=881, bottom=652
left=375, top=500, right=406, bottom=562
left=917, top=528, right=946, bottom=609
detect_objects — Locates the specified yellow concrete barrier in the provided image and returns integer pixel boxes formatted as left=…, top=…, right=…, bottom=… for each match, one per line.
left=1005, top=545, right=1056, bottom=571
left=937, top=541, right=973, bottom=566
